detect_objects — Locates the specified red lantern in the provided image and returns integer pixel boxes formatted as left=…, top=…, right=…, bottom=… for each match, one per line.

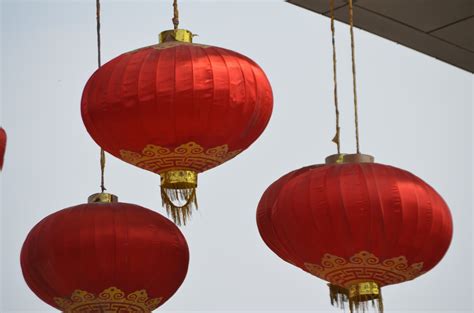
left=81, top=30, right=273, bottom=224
left=0, top=127, right=6, bottom=170
left=21, top=193, right=189, bottom=312
left=257, top=155, right=453, bottom=313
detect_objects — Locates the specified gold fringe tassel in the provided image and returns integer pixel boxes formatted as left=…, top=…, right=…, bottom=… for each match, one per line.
left=161, top=186, right=197, bottom=226
left=329, top=284, right=348, bottom=311
left=328, top=283, right=383, bottom=313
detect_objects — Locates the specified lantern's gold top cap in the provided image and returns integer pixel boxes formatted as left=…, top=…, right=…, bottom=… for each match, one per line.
left=325, top=153, right=375, bottom=164
left=88, top=193, right=118, bottom=203
left=159, top=29, right=194, bottom=43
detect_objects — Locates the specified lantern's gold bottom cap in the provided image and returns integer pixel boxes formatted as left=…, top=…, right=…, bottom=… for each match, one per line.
left=329, top=282, right=383, bottom=313
left=160, top=170, right=197, bottom=190
left=160, top=170, right=198, bottom=226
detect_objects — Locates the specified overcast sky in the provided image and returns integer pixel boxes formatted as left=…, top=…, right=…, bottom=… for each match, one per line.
left=1, top=0, right=473, bottom=312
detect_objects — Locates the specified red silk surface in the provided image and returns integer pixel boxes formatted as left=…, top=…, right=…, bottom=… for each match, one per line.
left=21, top=202, right=189, bottom=310
left=0, top=127, right=6, bottom=170
left=257, top=162, right=453, bottom=287
left=81, top=42, right=273, bottom=175
left=257, top=165, right=322, bottom=266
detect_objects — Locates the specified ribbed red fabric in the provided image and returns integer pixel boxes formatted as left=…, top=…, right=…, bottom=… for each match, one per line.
left=21, top=202, right=189, bottom=310
left=257, top=163, right=453, bottom=287
left=0, top=127, right=6, bottom=170
left=81, top=42, right=273, bottom=175
left=257, top=165, right=323, bottom=266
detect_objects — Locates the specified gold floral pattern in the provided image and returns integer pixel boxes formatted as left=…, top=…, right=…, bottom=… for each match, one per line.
left=304, top=251, right=424, bottom=287
left=120, top=142, right=241, bottom=174
left=54, top=287, right=162, bottom=313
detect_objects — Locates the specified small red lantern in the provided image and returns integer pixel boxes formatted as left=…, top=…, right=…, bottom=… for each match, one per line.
left=257, top=154, right=453, bottom=313
left=81, top=29, right=273, bottom=224
left=21, top=193, right=189, bottom=312
left=0, top=127, right=6, bottom=170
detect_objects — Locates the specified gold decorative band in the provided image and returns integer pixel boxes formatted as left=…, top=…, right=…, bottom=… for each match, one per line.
left=349, top=281, right=380, bottom=299
left=325, top=153, right=375, bottom=164
left=119, top=142, right=242, bottom=174
left=159, top=29, right=193, bottom=43
left=87, top=192, right=118, bottom=203
left=161, top=170, right=198, bottom=190
left=304, top=251, right=424, bottom=287
left=54, top=287, right=162, bottom=313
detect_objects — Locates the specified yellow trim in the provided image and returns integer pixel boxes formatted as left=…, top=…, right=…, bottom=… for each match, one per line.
left=161, top=170, right=197, bottom=189
left=349, top=281, right=380, bottom=298
left=120, top=142, right=241, bottom=174
left=54, top=287, right=162, bottom=313
left=305, top=251, right=424, bottom=287
left=87, top=193, right=118, bottom=203
left=159, top=29, right=193, bottom=43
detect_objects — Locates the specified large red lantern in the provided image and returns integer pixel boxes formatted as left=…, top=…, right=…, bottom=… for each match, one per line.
left=21, top=193, right=189, bottom=312
left=81, top=29, right=273, bottom=224
left=0, top=127, right=6, bottom=170
left=257, top=154, right=453, bottom=313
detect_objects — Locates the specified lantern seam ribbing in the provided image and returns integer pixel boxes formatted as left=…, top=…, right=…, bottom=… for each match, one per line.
left=201, top=47, right=216, bottom=140
left=237, top=53, right=261, bottom=147
left=214, top=48, right=234, bottom=141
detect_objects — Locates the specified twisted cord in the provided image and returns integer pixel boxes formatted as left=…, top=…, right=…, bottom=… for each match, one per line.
left=349, top=0, right=361, bottom=153
left=173, top=0, right=179, bottom=30
left=330, top=0, right=341, bottom=154
left=96, top=0, right=106, bottom=192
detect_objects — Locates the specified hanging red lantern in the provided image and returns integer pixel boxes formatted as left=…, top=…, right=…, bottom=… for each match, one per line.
left=81, top=29, right=273, bottom=224
left=0, top=127, right=6, bottom=170
left=21, top=193, right=189, bottom=312
left=257, top=154, right=453, bottom=313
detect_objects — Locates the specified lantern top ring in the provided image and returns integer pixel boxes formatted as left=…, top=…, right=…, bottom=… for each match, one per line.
left=159, top=29, right=194, bottom=43
left=325, top=153, right=375, bottom=164
left=88, top=192, right=118, bottom=203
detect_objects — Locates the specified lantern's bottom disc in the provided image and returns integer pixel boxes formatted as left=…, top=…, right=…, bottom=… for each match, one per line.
left=329, top=282, right=383, bottom=313
left=160, top=170, right=198, bottom=226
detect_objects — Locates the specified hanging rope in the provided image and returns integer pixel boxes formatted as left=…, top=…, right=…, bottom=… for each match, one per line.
left=96, top=0, right=102, bottom=68
left=173, top=0, right=179, bottom=30
left=96, top=0, right=106, bottom=192
left=329, top=0, right=341, bottom=154
left=349, top=0, right=361, bottom=153
left=100, top=149, right=106, bottom=192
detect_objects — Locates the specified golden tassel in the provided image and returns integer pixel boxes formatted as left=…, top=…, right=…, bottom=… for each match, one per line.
left=329, top=284, right=348, bottom=311
left=160, top=170, right=198, bottom=226
left=161, top=186, right=197, bottom=226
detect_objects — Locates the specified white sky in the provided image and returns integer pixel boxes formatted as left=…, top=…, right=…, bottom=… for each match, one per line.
left=1, top=0, right=473, bottom=312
